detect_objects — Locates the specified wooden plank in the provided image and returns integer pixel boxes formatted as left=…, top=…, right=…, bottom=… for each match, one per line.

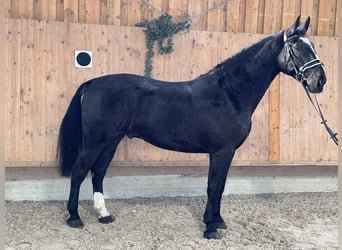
left=41, top=0, right=57, bottom=21
left=46, top=21, right=61, bottom=161
left=282, top=0, right=301, bottom=29
left=300, top=0, right=315, bottom=35
left=9, top=0, right=20, bottom=18
left=326, top=37, right=338, bottom=160
left=55, top=0, right=64, bottom=22
left=140, top=0, right=154, bottom=21
left=78, top=0, right=87, bottom=23
left=33, top=0, right=43, bottom=20
left=123, top=0, right=141, bottom=26
left=317, top=0, right=337, bottom=36
left=264, top=0, right=283, bottom=162
left=31, top=20, right=47, bottom=161
left=309, top=0, right=320, bottom=35
left=188, top=0, right=208, bottom=31
left=263, top=0, right=283, bottom=34
left=5, top=19, right=22, bottom=161
left=106, top=0, right=121, bottom=25
left=44, top=21, right=59, bottom=161
left=279, top=77, right=303, bottom=162
left=161, top=0, right=169, bottom=14
left=99, top=0, right=108, bottom=24
left=226, top=0, right=246, bottom=33
left=207, top=0, right=227, bottom=32
left=5, top=0, right=11, bottom=18
left=18, top=0, right=34, bottom=19
left=268, top=76, right=280, bottom=162
left=19, top=19, right=35, bottom=161
left=1, top=4, right=5, bottom=227
left=64, top=0, right=79, bottom=22
left=85, top=0, right=100, bottom=24
left=257, top=0, right=265, bottom=33
left=120, top=0, right=129, bottom=26
left=150, top=0, right=164, bottom=19
left=89, top=24, right=109, bottom=76
left=168, top=0, right=188, bottom=23
left=244, top=0, right=259, bottom=33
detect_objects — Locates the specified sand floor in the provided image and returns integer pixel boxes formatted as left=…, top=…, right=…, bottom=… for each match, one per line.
left=6, top=192, right=337, bottom=249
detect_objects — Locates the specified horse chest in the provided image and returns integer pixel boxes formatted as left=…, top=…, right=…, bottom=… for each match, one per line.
left=218, top=114, right=252, bottom=149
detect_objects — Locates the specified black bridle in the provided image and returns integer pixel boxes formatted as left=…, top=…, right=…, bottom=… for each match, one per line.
left=283, top=34, right=325, bottom=87
left=283, top=33, right=338, bottom=146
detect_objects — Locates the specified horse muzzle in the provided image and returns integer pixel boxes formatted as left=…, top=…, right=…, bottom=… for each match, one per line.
left=304, top=67, right=327, bottom=93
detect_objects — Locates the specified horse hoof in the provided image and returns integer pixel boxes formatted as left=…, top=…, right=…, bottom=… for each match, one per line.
left=98, top=215, right=115, bottom=224
left=67, top=218, right=84, bottom=228
left=203, top=230, right=220, bottom=240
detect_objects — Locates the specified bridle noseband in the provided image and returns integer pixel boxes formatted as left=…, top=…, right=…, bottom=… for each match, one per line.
left=283, top=32, right=324, bottom=88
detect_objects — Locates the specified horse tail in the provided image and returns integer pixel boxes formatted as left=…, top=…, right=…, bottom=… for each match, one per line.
left=57, top=81, right=91, bottom=177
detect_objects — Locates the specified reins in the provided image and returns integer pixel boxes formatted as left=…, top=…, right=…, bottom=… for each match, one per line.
left=301, top=84, right=338, bottom=146
left=283, top=33, right=338, bottom=146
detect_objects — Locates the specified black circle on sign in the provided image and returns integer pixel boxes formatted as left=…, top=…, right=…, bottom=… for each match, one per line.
left=76, top=52, right=91, bottom=66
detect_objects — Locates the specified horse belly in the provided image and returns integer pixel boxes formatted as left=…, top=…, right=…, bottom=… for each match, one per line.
left=126, top=106, right=210, bottom=153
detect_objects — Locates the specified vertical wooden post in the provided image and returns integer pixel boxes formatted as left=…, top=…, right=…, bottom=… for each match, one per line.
left=1, top=0, right=6, bottom=246
left=264, top=0, right=283, bottom=162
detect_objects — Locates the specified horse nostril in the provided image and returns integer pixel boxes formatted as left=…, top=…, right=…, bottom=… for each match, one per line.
left=318, top=77, right=326, bottom=91
left=320, top=77, right=327, bottom=86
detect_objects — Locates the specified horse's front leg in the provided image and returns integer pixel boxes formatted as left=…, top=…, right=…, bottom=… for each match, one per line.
left=203, top=148, right=234, bottom=239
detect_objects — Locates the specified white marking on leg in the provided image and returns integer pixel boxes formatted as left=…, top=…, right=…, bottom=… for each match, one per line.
left=94, top=192, right=110, bottom=218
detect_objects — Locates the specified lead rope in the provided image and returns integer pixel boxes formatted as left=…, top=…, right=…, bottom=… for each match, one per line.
left=142, top=0, right=232, bottom=26
left=302, top=84, right=338, bottom=145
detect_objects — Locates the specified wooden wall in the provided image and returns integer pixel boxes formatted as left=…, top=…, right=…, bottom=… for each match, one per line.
left=5, top=0, right=339, bottom=36
left=5, top=19, right=338, bottom=168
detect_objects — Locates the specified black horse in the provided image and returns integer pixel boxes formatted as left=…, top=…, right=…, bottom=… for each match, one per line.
left=57, top=16, right=326, bottom=239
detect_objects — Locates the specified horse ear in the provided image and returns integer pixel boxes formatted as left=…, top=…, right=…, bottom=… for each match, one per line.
left=285, top=15, right=301, bottom=38
left=297, top=16, right=310, bottom=34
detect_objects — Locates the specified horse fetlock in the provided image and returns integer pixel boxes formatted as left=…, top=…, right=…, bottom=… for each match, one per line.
left=94, top=192, right=111, bottom=218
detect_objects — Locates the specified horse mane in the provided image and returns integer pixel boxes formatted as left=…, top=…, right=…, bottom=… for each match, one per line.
left=199, top=31, right=283, bottom=79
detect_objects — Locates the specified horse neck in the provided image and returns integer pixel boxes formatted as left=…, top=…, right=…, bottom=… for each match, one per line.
left=219, top=32, right=284, bottom=114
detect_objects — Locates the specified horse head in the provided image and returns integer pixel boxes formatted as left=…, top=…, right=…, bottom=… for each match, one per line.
left=278, top=16, right=327, bottom=93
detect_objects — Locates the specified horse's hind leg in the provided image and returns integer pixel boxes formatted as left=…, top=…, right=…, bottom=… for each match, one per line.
left=91, top=138, right=122, bottom=224
left=66, top=148, right=103, bottom=228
